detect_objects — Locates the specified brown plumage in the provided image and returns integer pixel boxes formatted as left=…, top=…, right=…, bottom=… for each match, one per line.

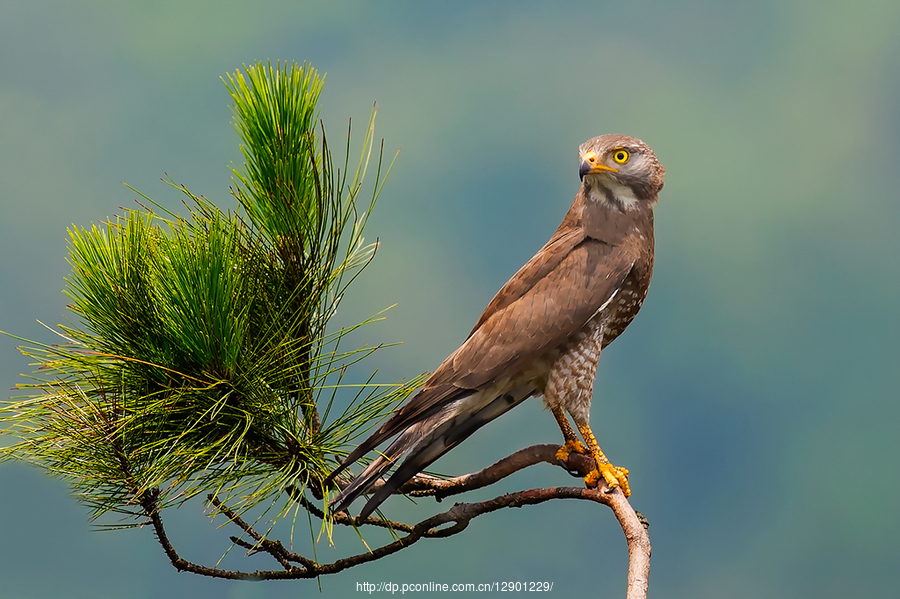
left=325, top=134, right=665, bottom=519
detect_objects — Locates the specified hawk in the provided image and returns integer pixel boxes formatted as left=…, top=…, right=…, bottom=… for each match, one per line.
left=325, top=134, right=665, bottom=519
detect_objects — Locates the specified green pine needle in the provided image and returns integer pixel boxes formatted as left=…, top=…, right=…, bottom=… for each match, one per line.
left=0, top=60, right=422, bottom=528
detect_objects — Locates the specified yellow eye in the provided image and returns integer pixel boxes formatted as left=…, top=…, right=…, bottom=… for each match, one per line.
left=612, top=149, right=630, bottom=164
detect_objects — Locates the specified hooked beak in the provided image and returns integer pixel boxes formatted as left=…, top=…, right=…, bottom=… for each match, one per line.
left=579, top=150, right=618, bottom=181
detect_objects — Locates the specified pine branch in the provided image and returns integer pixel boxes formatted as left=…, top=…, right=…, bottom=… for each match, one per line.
left=0, top=60, right=416, bottom=525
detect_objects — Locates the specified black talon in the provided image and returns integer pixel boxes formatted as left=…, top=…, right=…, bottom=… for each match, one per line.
left=558, top=459, right=582, bottom=477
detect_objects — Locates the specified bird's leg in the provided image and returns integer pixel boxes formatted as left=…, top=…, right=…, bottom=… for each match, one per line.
left=551, top=405, right=586, bottom=472
left=577, top=422, right=630, bottom=497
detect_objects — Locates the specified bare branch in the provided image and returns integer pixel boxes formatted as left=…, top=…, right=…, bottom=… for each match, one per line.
left=400, top=444, right=560, bottom=496
left=139, top=444, right=650, bottom=598
left=335, top=443, right=570, bottom=499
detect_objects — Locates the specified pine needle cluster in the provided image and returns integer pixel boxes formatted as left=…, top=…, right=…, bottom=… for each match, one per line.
left=0, top=61, right=422, bottom=523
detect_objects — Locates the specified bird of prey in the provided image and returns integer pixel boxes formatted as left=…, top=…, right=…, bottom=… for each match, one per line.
left=325, top=134, right=665, bottom=519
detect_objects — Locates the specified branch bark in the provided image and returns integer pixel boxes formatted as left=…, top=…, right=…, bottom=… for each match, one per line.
left=142, top=443, right=650, bottom=598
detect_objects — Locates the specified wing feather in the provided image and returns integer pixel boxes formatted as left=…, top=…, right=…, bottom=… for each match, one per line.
left=324, top=227, right=636, bottom=495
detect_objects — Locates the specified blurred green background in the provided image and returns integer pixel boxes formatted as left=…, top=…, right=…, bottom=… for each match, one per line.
left=2, top=1, right=898, bottom=597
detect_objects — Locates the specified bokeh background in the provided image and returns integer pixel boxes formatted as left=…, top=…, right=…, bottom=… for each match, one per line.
left=2, top=1, right=899, bottom=598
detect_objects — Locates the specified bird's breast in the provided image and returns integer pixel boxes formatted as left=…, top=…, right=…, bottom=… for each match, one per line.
left=600, top=264, right=651, bottom=348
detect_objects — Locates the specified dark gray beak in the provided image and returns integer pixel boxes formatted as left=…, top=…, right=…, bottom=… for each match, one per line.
left=579, top=159, right=591, bottom=181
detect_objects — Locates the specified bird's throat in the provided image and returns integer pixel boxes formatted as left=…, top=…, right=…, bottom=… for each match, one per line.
left=586, top=181, right=640, bottom=211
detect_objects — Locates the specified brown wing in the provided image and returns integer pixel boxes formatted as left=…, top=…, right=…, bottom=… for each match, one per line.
left=376, top=226, right=595, bottom=428
left=438, top=236, right=635, bottom=390
left=467, top=225, right=586, bottom=336
left=324, top=230, right=636, bottom=488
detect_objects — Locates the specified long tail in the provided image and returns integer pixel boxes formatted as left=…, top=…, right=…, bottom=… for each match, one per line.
left=322, top=383, right=464, bottom=492
left=328, top=399, right=466, bottom=513
left=328, top=427, right=421, bottom=514
left=328, top=454, right=394, bottom=514
left=353, top=384, right=536, bottom=520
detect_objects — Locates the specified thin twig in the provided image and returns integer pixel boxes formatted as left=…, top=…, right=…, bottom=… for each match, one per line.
left=209, top=495, right=316, bottom=570
left=297, top=494, right=416, bottom=534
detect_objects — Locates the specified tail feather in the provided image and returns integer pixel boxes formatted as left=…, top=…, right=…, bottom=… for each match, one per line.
left=321, top=384, right=465, bottom=490
left=329, top=454, right=394, bottom=514
left=329, top=397, right=469, bottom=513
left=355, top=384, right=536, bottom=520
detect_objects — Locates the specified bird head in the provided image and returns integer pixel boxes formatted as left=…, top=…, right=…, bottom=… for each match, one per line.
left=578, top=134, right=666, bottom=208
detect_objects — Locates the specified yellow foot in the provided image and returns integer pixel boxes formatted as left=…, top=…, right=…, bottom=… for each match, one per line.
left=555, top=439, right=586, bottom=463
left=584, top=462, right=631, bottom=497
